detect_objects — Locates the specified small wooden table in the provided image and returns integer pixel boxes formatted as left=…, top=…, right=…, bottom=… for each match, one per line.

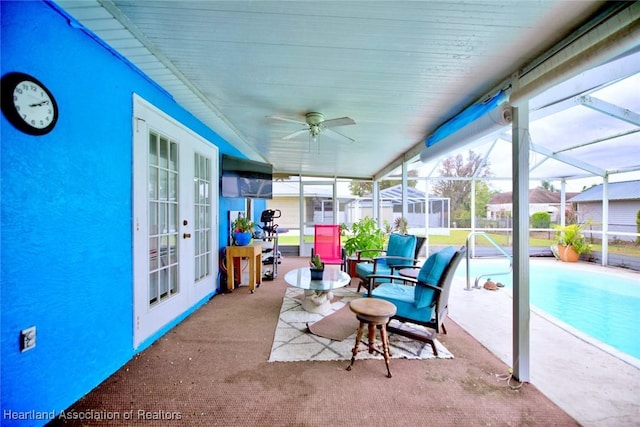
left=346, top=298, right=397, bottom=378
left=226, top=244, right=262, bottom=293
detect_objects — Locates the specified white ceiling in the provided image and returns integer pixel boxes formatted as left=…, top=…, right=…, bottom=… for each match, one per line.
left=54, top=1, right=638, bottom=180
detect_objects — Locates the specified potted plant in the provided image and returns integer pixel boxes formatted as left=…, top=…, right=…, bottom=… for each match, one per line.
left=343, top=217, right=386, bottom=257
left=233, top=216, right=255, bottom=246
left=552, top=222, right=591, bottom=262
left=343, top=217, right=386, bottom=276
left=309, top=254, right=324, bottom=280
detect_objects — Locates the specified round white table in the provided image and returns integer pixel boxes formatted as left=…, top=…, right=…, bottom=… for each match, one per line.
left=284, top=267, right=351, bottom=314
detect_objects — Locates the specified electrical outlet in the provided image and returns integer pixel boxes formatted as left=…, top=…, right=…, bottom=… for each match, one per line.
left=20, top=326, right=36, bottom=352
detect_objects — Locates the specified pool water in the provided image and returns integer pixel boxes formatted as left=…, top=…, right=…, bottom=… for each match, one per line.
left=457, top=260, right=640, bottom=360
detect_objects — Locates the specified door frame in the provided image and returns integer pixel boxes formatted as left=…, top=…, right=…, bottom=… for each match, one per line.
left=299, top=181, right=337, bottom=256
left=132, top=94, right=218, bottom=349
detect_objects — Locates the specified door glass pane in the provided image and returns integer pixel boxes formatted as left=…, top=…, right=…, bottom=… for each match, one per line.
left=149, top=272, right=158, bottom=304
left=170, top=265, right=178, bottom=294
left=160, top=235, right=168, bottom=266
left=169, top=173, right=177, bottom=201
left=169, top=234, right=178, bottom=264
left=159, top=204, right=167, bottom=234
left=169, top=141, right=178, bottom=171
left=149, top=167, right=157, bottom=199
left=193, top=152, right=211, bottom=282
left=159, top=170, right=168, bottom=201
left=149, top=237, right=158, bottom=271
left=159, top=268, right=168, bottom=297
left=149, top=133, right=158, bottom=165
left=159, top=137, right=168, bottom=169
left=149, top=202, right=158, bottom=231
left=169, top=204, right=177, bottom=234
left=148, top=131, right=180, bottom=306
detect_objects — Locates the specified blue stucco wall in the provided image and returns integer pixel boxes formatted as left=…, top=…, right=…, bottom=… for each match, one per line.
left=1, top=1, right=264, bottom=423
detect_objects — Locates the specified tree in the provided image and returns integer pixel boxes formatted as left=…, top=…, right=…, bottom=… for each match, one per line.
left=539, top=180, right=556, bottom=192
left=432, top=150, right=492, bottom=227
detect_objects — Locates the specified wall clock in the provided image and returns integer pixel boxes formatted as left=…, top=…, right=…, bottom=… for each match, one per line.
left=1, top=72, right=59, bottom=136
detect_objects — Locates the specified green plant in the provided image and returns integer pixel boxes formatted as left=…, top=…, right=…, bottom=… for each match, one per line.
left=343, top=217, right=385, bottom=256
left=554, top=222, right=591, bottom=255
left=531, top=211, right=550, bottom=229
left=233, top=216, right=255, bottom=233
left=310, top=254, right=323, bottom=269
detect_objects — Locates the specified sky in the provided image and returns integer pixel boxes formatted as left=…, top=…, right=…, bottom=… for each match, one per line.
left=412, top=69, right=640, bottom=194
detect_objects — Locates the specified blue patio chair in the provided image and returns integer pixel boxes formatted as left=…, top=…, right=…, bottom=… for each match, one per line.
left=365, top=246, right=464, bottom=356
left=354, top=233, right=418, bottom=291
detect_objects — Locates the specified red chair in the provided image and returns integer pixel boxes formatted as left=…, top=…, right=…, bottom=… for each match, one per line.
left=312, top=225, right=346, bottom=271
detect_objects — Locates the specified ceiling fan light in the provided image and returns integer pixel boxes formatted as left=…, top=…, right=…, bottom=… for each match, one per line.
left=309, top=124, right=321, bottom=137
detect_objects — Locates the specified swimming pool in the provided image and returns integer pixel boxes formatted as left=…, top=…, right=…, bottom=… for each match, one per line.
left=457, top=260, right=640, bottom=360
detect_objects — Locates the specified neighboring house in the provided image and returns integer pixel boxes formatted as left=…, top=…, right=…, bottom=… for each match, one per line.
left=267, top=181, right=354, bottom=231
left=487, top=188, right=579, bottom=224
left=570, top=180, right=640, bottom=242
left=268, top=182, right=450, bottom=232
left=347, top=184, right=450, bottom=230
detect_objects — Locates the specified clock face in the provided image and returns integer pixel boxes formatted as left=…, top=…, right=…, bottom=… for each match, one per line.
left=1, top=72, right=58, bottom=135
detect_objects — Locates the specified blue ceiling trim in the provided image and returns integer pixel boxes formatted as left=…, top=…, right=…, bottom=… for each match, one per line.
left=425, top=89, right=508, bottom=147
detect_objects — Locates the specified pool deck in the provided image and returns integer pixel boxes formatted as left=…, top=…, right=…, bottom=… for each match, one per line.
left=449, top=258, right=640, bottom=427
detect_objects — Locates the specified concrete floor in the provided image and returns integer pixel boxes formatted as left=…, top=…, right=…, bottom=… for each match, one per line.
left=448, top=258, right=640, bottom=427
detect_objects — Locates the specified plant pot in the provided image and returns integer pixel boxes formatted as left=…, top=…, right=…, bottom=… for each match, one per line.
left=309, top=267, right=324, bottom=281
left=234, top=232, right=252, bottom=246
left=557, top=244, right=579, bottom=262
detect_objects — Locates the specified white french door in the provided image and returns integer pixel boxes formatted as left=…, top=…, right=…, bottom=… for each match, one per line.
left=132, top=95, right=218, bottom=349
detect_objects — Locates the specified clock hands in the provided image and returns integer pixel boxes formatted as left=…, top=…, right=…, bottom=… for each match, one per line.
left=29, top=100, right=50, bottom=107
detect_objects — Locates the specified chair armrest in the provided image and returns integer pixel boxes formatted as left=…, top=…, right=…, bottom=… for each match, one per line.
left=372, top=256, right=420, bottom=273
left=416, top=281, right=441, bottom=293
left=355, top=249, right=384, bottom=262
left=372, top=255, right=418, bottom=263
left=393, top=264, right=422, bottom=269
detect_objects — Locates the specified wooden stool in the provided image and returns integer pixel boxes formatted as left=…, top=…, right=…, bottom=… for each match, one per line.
left=346, top=298, right=397, bottom=378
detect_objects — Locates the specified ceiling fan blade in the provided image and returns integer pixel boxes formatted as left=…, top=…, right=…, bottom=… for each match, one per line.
left=282, top=129, right=309, bottom=140
left=268, top=115, right=307, bottom=125
left=324, top=127, right=355, bottom=143
left=322, top=117, right=356, bottom=128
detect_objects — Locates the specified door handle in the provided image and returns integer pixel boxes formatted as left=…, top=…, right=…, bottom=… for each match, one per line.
left=183, top=233, right=191, bottom=239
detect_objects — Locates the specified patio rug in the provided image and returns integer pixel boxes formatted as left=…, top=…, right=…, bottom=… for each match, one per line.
left=268, top=287, right=453, bottom=362
left=308, top=304, right=359, bottom=341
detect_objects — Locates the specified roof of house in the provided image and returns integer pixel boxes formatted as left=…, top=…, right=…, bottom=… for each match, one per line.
left=488, top=188, right=579, bottom=205
left=569, top=180, right=640, bottom=202
left=378, top=184, right=446, bottom=204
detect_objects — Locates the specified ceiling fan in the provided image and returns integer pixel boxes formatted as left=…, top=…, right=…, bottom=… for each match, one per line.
left=270, top=112, right=356, bottom=143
